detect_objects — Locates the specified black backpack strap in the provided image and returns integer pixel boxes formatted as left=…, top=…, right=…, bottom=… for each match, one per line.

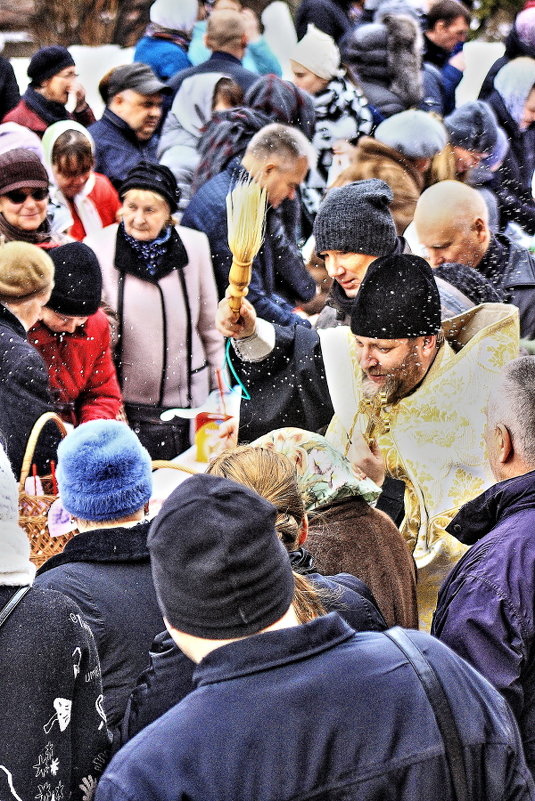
left=384, top=627, right=468, bottom=801
left=0, top=586, right=31, bottom=629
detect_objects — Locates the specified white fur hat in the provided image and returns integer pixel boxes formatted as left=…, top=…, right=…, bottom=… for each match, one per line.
left=290, top=24, right=342, bottom=81
left=150, top=0, right=198, bottom=33
left=0, top=445, right=35, bottom=586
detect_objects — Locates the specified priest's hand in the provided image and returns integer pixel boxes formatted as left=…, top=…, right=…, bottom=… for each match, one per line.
left=347, top=432, right=385, bottom=487
left=216, top=296, right=257, bottom=339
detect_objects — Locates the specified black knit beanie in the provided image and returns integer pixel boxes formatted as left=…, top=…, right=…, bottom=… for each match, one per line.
left=120, top=162, right=180, bottom=212
left=351, top=254, right=441, bottom=338
left=28, top=46, right=75, bottom=86
left=47, top=243, right=102, bottom=316
left=148, top=474, right=295, bottom=639
left=314, top=179, right=397, bottom=256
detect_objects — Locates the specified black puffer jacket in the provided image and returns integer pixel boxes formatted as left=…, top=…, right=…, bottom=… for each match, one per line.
left=342, top=14, right=423, bottom=117
left=486, top=90, right=535, bottom=235
left=479, top=24, right=535, bottom=101
left=296, top=0, right=354, bottom=42
left=35, top=521, right=164, bottom=730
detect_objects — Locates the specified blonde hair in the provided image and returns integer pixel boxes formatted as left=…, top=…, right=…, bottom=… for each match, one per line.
left=428, top=142, right=458, bottom=186
left=207, top=446, right=328, bottom=623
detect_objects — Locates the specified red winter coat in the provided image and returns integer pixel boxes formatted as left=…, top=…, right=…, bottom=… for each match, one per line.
left=29, top=309, right=122, bottom=425
left=2, top=98, right=95, bottom=137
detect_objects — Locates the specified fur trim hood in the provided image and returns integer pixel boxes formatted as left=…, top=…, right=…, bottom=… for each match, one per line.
left=342, top=13, right=422, bottom=107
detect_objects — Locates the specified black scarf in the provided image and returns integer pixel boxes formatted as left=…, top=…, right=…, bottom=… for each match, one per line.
left=288, top=547, right=316, bottom=575
left=23, top=85, right=71, bottom=126
left=114, top=221, right=188, bottom=283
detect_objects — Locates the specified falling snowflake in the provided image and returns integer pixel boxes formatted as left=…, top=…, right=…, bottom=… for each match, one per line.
left=49, top=758, right=59, bottom=777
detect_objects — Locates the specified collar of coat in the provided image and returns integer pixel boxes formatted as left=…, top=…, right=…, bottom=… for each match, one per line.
left=0, top=303, right=27, bottom=338
left=36, top=519, right=151, bottom=574
left=447, top=469, right=535, bottom=546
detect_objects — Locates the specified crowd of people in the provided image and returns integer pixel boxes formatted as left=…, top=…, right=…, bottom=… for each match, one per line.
left=2, top=0, right=535, bottom=798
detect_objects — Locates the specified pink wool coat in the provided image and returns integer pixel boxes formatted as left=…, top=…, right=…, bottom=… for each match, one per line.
left=85, top=223, right=224, bottom=409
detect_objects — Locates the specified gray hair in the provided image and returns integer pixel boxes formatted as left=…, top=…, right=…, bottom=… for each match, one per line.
left=487, top=357, right=535, bottom=466
left=246, top=123, right=317, bottom=170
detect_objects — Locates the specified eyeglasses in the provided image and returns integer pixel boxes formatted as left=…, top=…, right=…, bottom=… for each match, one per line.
left=3, top=188, right=49, bottom=204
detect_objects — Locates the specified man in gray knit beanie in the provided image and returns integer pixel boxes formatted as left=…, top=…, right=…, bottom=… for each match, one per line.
left=313, top=179, right=399, bottom=307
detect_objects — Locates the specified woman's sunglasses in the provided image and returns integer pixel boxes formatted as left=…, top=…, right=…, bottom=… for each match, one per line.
left=3, top=188, right=49, bottom=204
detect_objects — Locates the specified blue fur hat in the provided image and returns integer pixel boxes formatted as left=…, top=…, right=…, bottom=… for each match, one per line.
left=57, top=420, right=152, bottom=522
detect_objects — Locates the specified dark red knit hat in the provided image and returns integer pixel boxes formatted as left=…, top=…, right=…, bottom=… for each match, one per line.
left=0, top=149, right=49, bottom=195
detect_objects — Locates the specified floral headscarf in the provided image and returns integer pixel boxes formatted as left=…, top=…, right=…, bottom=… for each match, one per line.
left=252, top=427, right=381, bottom=511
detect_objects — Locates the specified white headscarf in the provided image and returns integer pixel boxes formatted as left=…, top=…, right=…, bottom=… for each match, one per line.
left=0, top=445, right=35, bottom=586
left=41, top=120, right=105, bottom=238
left=150, top=0, right=198, bottom=32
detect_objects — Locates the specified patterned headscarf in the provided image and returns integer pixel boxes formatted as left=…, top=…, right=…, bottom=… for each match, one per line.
left=252, top=428, right=381, bottom=511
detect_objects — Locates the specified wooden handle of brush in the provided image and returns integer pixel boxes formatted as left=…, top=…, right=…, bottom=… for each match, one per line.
left=228, top=258, right=252, bottom=315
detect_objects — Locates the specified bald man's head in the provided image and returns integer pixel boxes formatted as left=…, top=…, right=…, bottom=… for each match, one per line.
left=414, top=181, right=491, bottom=268
left=205, top=9, right=246, bottom=55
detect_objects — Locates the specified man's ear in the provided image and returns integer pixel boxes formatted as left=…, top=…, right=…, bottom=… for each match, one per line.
left=474, top=217, right=487, bottom=240
left=422, top=335, right=438, bottom=353
left=495, top=423, right=514, bottom=465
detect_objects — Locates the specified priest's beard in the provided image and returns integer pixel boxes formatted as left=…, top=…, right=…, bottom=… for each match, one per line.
left=361, top=351, right=425, bottom=405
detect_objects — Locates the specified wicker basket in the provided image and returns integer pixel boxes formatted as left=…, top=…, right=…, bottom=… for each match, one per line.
left=18, top=412, right=69, bottom=568
left=19, top=431, right=198, bottom=568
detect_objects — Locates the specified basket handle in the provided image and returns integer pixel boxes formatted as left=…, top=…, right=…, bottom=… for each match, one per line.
left=151, top=460, right=197, bottom=476
left=19, top=412, right=68, bottom=489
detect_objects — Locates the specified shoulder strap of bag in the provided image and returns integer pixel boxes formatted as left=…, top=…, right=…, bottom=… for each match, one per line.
left=384, top=627, right=468, bottom=801
left=0, top=586, right=31, bottom=629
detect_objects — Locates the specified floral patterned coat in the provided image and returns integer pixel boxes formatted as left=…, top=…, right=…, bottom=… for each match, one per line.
left=0, top=585, right=110, bottom=801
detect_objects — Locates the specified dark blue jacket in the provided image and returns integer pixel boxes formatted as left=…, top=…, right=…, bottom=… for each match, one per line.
left=89, top=109, right=159, bottom=190
left=35, top=520, right=164, bottom=730
left=181, top=159, right=315, bottom=328
left=96, top=614, right=534, bottom=801
left=120, top=571, right=386, bottom=742
left=134, top=36, right=191, bottom=81
left=432, top=470, right=535, bottom=777
left=167, top=51, right=258, bottom=97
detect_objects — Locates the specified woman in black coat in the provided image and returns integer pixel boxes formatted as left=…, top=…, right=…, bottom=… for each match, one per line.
left=0, top=444, right=110, bottom=801
left=487, top=56, right=535, bottom=235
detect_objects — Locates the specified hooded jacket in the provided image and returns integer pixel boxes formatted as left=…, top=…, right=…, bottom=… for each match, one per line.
left=342, top=14, right=423, bottom=117
left=432, top=470, right=535, bottom=777
left=158, top=72, right=228, bottom=211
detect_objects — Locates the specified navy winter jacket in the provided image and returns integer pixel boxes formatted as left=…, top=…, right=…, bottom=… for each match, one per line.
left=433, top=470, right=535, bottom=777
left=97, top=614, right=534, bottom=801
left=120, top=571, right=387, bottom=742
left=89, top=109, right=159, bottom=190
left=181, top=159, right=315, bottom=328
